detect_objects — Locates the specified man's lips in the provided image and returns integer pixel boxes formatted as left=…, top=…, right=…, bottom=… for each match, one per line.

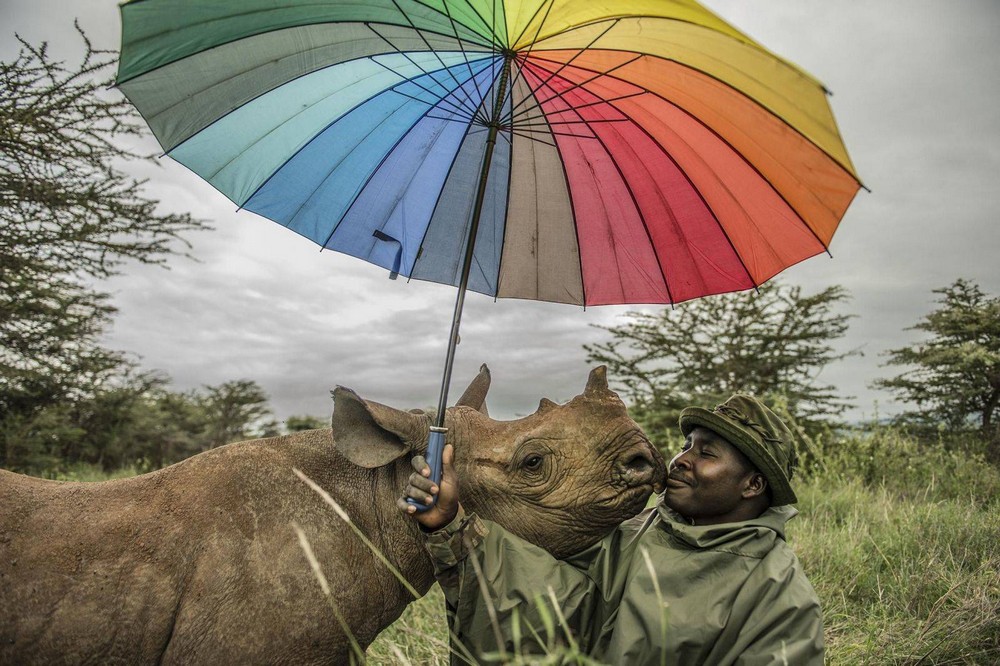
left=666, top=473, right=691, bottom=487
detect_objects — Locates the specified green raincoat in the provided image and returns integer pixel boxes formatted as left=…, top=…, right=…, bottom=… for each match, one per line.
left=425, top=497, right=823, bottom=665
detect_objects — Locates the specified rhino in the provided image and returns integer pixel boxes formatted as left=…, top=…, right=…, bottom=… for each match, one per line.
left=0, top=365, right=665, bottom=664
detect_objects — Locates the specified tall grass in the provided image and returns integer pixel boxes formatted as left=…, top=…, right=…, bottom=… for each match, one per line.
left=369, top=427, right=1000, bottom=665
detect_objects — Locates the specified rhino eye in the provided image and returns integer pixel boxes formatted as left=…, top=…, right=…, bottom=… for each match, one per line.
left=523, top=454, right=544, bottom=471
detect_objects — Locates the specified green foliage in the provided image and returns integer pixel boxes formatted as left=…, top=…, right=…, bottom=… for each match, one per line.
left=585, top=282, right=857, bottom=445
left=285, top=414, right=329, bottom=432
left=0, top=28, right=208, bottom=466
left=804, top=422, right=999, bottom=505
left=2, top=375, right=278, bottom=476
left=200, top=380, right=273, bottom=449
left=874, top=279, right=1000, bottom=457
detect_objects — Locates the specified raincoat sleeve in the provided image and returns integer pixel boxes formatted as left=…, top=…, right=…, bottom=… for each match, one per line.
left=423, top=508, right=607, bottom=660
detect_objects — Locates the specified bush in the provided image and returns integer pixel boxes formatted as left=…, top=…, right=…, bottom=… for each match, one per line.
left=805, top=425, right=1000, bottom=506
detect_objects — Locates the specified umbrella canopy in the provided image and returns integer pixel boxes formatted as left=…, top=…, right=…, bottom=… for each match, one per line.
left=116, top=0, right=861, bottom=308
left=117, top=0, right=861, bottom=503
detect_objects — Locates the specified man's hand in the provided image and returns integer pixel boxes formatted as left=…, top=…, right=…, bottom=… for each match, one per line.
left=397, top=443, right=460, bottom=531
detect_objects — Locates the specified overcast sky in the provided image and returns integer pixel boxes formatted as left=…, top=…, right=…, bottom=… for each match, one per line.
left=3, top=1, right=999, bottom=427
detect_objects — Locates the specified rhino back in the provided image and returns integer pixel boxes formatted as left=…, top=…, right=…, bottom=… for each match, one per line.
left=1, top=429, right=432, bottom=664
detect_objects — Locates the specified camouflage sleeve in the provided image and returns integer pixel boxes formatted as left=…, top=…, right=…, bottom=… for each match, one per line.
left=423, top=506, right=490, bottom=579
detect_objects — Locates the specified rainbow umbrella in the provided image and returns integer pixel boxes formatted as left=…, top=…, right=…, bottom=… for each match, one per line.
left=116, top=0, right=861, bottom=500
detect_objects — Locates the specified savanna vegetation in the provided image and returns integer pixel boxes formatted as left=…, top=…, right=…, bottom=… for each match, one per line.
left=3, top=30, right=998, bottom=666
left=0, top=32, right=316, bottom=475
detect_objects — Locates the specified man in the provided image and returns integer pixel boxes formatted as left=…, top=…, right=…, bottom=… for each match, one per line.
left=399, top=394, right=824, bottom=665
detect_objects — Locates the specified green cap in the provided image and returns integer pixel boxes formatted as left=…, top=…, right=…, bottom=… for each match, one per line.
left=678, top=394, right=798, bottom=506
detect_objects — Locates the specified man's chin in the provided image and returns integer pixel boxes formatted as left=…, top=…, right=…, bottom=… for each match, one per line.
left=661, top=489, right=686, bottom=514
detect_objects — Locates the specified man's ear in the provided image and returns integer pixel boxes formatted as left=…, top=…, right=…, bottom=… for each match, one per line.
left=743, top=472, right=769, bottom=500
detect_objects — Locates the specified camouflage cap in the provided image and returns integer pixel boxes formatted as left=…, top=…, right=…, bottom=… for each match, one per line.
left=678, top=394, right=798, bottom=506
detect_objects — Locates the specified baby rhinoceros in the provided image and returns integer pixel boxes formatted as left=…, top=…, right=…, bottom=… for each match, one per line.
left=0, top=365, right=665, bottom=664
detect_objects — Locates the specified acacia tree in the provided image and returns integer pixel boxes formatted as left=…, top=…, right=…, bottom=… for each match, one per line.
left=874, top=279, right=1000, bottom=454
left=0, top=28, right=208, bottom=468
left=201, top=380, right=273, bottom=449
left=585, top=283, right=856, bottom=444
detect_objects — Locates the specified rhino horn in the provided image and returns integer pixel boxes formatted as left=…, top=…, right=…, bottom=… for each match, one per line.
left=584, top=365, right=610, bottom=395
left=455, top=364, right=491, bottom=415
left=331, top=386, right=429, bottom=468
left=537, top=397, right=559, bottom=414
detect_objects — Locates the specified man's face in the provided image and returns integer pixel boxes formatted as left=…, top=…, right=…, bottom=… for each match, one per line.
left=663, top=426, right=760, bottom=524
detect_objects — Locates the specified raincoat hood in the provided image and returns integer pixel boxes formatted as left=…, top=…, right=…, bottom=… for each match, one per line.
left=656, top=499, right=799, bottom=553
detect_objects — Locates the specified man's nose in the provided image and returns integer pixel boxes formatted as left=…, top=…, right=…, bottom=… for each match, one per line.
left=671, top=451, right=692, bottom=470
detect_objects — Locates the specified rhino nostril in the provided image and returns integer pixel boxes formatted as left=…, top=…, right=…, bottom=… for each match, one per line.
left=620, top=452, right=655, bottom=481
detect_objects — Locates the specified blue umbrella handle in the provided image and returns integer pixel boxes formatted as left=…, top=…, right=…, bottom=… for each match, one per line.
left=407, top=428, right=446, bottom=512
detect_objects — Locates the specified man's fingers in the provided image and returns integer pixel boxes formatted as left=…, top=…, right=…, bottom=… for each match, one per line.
left=408, top=472, right=437, bottom=494
left=410, top=455, right=429, bottom=476
left=406, top=483, right=436, bottom=504
left=442, top=444, right=454, bottom=467
left=395, top=497, right=417, bottom=514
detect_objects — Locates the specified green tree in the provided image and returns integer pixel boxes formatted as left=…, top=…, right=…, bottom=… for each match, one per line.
left=874, top=279, right=1000, bottom=455
left=585, top=282, right=856, bottom=446
left=200, top=380, right=273, bottom=449
left=0, top=28, right=207, bottom=467
left=285, top=415, right=328, bottom=432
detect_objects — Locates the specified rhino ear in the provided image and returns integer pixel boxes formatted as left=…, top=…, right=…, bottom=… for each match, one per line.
left=331, top=387, right=429, bottom=468
left=455, top=363, right=491, bottom=415
left=537, top=397, right=559, bottom=414
left=584, top=365, right=609, bottom=395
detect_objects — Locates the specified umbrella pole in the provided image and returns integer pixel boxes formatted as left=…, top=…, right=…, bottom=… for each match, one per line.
left=433, top=124, right=500, bottom=430
left=412, top=57, right=511, bottom=510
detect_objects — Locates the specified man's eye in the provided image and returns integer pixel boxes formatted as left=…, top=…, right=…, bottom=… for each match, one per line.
left=523, top=454, right=544, bottom=471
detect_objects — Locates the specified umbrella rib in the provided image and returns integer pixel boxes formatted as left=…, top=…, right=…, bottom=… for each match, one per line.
left=408, top=115, right=495, bottom=282
left=528, top=54, right=836, bottom=255
left=365, top=23, right=481, bottom=120
left=529, top=73, right=675, bottom=304
left=509, top=0, right=557, bottom=52
left=387, top=0, right=485, bottom=119
left=517, top=118, right=629, bottom=128
left=366, top=50, right=480, bottom=123
left=507, top=54, right=642, bottom=127
left=545, top=84, right=759, bottom=292
left=508, top=18, right=620, bottom=118
left=511, top=131, right=572, bottom=147
left=504, top=0, right=562, bottom=112
left=512, top=90, right=646, bottom=127
left=425, top=112, right=483, bottom=124
left=439, top=0, right=498, bottom=116
left=507, top=74, right=589, bottom=307
left=495, top=0, right=555, bottom=117
left=317, top=74, right=492, bottom=254
left=527, top=40, right=861, bottom=184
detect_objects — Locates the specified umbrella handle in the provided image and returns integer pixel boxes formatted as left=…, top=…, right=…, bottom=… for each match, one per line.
left=407, top=428, right=446, bottom=512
